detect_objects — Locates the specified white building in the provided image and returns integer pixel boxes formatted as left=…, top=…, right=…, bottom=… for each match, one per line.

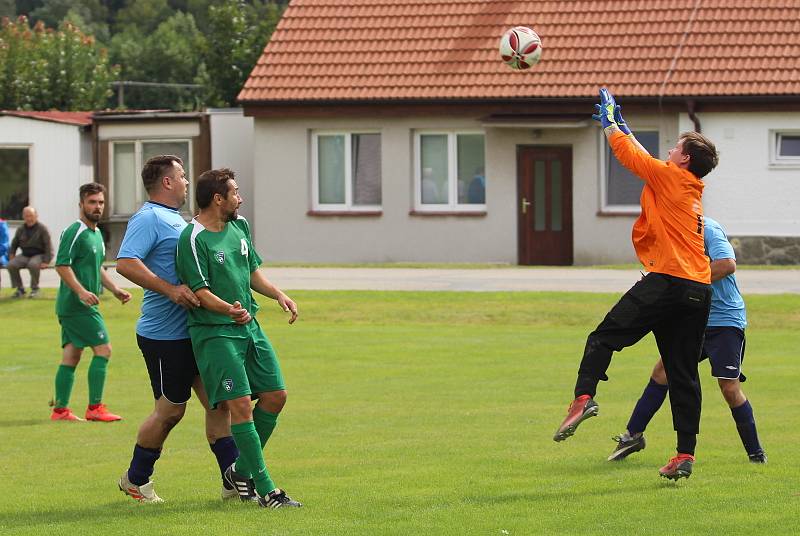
left=237, top=0, right=800, bottom=265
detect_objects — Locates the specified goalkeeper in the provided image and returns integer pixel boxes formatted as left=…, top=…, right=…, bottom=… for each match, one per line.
left=553, top=88, right=718, bottom=481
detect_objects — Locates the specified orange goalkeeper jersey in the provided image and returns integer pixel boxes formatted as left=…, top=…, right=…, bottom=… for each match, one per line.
left=609, top=131, right=711, bottom=284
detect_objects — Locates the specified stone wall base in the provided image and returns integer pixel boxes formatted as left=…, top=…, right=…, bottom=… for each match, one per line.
left=729, top=236, right=800, bottom=265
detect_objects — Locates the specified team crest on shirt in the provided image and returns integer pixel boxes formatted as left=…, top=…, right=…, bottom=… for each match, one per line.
left=240, top=238, right=248, bottom=256
left=215, top=251, right=225, bottom=264
left=222, top=379, right=233, bottom=391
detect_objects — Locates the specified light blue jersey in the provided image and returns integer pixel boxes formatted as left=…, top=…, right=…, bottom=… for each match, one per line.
left=704, top=217, right=746, bottom=329
left=117, top=202, right=189, bottom=340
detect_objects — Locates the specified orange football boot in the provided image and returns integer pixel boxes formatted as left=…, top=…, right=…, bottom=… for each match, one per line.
left=85, top=403, right=122, bottom=422
left=50, top=407, right=85, bottom=421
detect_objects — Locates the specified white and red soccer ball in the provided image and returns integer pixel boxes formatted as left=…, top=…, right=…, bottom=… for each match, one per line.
left=499, top=26, right=542, bottom=70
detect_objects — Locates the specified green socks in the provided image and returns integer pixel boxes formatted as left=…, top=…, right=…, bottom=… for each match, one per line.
left=87, top=356, right=109, bottom=405
left=231, top=421, right=276, bottom=497
left=54, top=364, right=76, bottom=409
left=253, top=406, right=279, bottom=448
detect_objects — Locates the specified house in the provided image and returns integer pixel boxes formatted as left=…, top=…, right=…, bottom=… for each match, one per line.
left=92, top=108, right=254, bottom=257
left=0, top=108, right=254, bottom=259
left=0, top=111, right=93, bottom=242
left=238, top=0, right=800, bottom=265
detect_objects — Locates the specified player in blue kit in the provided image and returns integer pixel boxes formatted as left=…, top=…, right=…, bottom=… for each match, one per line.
left=116, top=155, right=240, bottom=503
left=608, top=216, right=766, bottom=465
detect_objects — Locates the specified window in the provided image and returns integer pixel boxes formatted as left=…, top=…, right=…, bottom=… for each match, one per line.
left=0, top=147, right=29, bottom=220
left=415, top=132, right=485, bottom=211
left=312, top=132, right=381, bottom=211
left=772, top=131, right=800, bottom=165
left=602, top=130, right=659, bottom=211
left=110, top=140, right=191, bottom=217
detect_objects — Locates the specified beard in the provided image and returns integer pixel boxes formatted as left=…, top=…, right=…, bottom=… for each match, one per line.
left=223, top=207, right=238, bottom=223
left=84, top=210, right=102, bottom=223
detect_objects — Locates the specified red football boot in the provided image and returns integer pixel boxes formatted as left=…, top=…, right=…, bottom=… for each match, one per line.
left=50, top=407, right=85, bottom=421
left=85, top=403, right=122, bottom=422
left=659, top=453, right=695, bottom=480
left=553, top=394, right=599, bottom=442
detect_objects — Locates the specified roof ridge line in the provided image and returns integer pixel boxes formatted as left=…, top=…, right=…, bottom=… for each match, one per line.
left=658, top=0, right=703, bottom=103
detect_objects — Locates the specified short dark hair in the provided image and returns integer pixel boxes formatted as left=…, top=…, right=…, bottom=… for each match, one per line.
left=79, top=182, right=105, bottom=201
left=195, top=168, right=236, bottom=209
left=680, top=131, right=719, bottom=178
left=141, top=155, right=184, bottom=193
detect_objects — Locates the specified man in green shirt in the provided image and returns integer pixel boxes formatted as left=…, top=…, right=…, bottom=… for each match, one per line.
left=176, top=168, right=301, bottom=509
left=51, top=183, right=131, bottom=422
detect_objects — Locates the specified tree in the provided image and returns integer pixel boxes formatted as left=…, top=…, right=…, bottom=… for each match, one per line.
left=29, top=0, right=110, bottom=43
left=109, top=10, right=205, bottom=110
left=114, top=0, right=171, bottom=34
left=204, top=0, right=283, bottom=106
left=0, top=16, right=118, bottom=110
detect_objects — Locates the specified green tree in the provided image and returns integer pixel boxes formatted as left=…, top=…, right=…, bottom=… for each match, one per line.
left=109, top=10, right=205, bottom=110
left=29, top=0, right=110, bottom=43
left=114, top=0, right=171, bottom=34
left=204, top=0, right=283, bottom=106
left=0, top=16, right=118, bottom=110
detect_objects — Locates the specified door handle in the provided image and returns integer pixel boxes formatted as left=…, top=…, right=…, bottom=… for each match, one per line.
left=521, top=197, right=531, bottom=214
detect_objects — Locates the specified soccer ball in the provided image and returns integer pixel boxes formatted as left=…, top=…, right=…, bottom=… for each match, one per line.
left=499, top=26, right=542, bottom=70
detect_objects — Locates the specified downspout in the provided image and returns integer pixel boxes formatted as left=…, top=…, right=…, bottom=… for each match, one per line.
left=686, top=99, right=701, bottom=133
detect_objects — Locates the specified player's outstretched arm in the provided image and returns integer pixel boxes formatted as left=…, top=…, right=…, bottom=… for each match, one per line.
left=117, top=258, right=199, bottom=309
left=55, top=265, right=98, bottom=306
left=250, top=269, right=298, bottom=324
left=194, top=288, right=251, bottom=324
left=710, top=258, right=736, bottom=282
left=100, top=266, right=131, bottom=304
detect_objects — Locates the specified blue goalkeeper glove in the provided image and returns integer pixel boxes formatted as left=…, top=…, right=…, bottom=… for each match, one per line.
left=593, top=104, right=631, bottom=135
left=593, top=87, right=618, bottom=133
left=613, top=104, right=631, bottom=135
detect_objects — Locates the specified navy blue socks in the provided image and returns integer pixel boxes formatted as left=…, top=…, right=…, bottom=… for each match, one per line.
left=128, top=444, right=161, bottom=486
left=731, top=400, right=763, bottom=455
left=626, top=378, right=669, bottom=435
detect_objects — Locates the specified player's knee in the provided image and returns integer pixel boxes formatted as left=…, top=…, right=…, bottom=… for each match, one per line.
left=260, top=390, right=287, bottom=413
left=224, top=397, right=253, bottom=422
left=651, top=360, right=667, bottom=385
left=93, top=344, right=112, bottom=358
left=718, top=379, right=743, bottom=405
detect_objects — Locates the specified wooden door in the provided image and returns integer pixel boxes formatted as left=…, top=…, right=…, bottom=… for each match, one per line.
left=517, top=146, right=573, bottom=265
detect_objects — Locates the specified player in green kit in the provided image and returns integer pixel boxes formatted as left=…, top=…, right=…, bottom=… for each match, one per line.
left=176, top=169, right=301, bottom=508
left=51, top=183, right=131, bottom=422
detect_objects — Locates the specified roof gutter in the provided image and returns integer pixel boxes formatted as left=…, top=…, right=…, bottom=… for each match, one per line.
left=686, top=99, right=701, bottom=132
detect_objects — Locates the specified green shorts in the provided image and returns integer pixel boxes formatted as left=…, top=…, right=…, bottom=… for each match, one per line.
left=189, top=318, right=285, bottom=409
left=59, top=312, right=109, bottom=349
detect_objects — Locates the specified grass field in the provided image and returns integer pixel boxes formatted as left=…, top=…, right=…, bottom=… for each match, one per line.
left=1, top=289, right=798, bottom=535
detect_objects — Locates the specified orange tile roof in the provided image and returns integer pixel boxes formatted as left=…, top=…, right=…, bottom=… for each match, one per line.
left=0, top=110, right=93, bottom=126
left=239, top=0, right=800, bottom=103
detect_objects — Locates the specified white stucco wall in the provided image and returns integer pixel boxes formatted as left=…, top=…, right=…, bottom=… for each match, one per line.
left=252, top=112, right=687, bottom=264
left=253, top=116, right=518, bottom=263
left=0, top=116, right=85, bottom=246
left=679, top=111, right=800, bottom=237
left=209, top=109, right=255, bottom=226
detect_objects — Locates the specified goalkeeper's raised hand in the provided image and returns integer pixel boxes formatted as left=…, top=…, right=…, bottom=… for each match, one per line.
left=591, top=88, right=621, bottom=135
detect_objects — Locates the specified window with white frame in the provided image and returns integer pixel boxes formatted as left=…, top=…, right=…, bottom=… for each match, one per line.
left=602, top=130, right=659, bottom=211
left=110, top=140, right=192, bottom=217
left=415, top=131, right=485, bottom=210
left=0, top=147, right=29, bottom=220
left=312, top=132, right=382, bottom=210
left=773, top=131, right=800, bottom=164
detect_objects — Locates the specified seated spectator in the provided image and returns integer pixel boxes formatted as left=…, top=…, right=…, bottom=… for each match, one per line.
left=7, top=206, right=53, bottom=298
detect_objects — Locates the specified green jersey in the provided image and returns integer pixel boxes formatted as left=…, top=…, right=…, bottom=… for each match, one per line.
left=176, top=216, right=262, bottom=326
left=55, top=220, right=105, bottom=317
